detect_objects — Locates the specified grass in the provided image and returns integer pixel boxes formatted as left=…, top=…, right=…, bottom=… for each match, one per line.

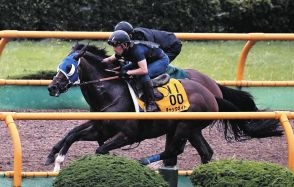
left=0, top=39, right=293, bottom=80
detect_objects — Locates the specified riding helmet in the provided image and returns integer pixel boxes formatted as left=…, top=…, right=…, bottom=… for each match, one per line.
left=114, top=21, right=134, bottom=34
left=108, top=30, right=131, bottom=46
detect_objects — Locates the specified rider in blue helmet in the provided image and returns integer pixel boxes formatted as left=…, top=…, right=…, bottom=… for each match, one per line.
left=102, top=30, right=170, bottom=112
left=114, top=21, right=182, bottom=62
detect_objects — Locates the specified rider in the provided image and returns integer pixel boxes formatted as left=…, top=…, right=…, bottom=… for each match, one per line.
left=114, top=21, right=182, bottom=62
left=102, top=30, right=170, bottom=112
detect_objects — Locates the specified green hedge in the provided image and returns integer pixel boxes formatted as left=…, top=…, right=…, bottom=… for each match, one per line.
left=53, top=155, right=168, bottom=187
left=190, top=159, right=294, bottom=187
left=218, top=0, right=293, bottom=32
left=0, top=0, right=220, bottom=32
left=0, top=0, right=293, bottom=32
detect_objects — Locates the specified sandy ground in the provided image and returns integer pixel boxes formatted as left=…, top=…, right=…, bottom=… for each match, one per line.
left=0, top=111, right=291, bottom=172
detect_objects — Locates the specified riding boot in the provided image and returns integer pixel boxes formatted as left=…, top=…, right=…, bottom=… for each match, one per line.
left=142, top=80, right=159, bottom=112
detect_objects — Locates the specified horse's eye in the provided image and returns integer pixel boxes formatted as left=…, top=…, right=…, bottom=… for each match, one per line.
left=66, top=64, right=76, bottom=76
left=66, top=65, right=72, bottom=73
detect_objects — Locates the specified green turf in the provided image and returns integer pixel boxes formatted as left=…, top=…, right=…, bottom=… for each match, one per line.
left=0, top=40, right=293, bottom=80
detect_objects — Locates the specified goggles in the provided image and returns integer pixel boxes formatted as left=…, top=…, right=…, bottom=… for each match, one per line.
left=108, top=41, right=122, bottom=47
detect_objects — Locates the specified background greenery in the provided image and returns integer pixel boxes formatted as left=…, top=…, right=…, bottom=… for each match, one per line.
left=0, top=0, right=294, bottom=32
left=0, top=40, right=293, bottom=80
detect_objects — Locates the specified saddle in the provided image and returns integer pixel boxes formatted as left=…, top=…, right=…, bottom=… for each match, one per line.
left=128, top=74, right=190, bottom=112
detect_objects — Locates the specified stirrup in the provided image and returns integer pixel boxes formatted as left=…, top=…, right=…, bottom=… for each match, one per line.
left=154, top=88, right=164, bottom=100
left=152, top=74, right=170, bottom=87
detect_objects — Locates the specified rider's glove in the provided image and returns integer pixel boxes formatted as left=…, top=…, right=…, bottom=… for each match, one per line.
left=101, top=59, right=109, bottom=68
left=118, top=69, right=130, bottom=79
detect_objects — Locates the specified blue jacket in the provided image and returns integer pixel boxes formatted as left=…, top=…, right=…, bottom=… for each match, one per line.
left=132, top=27, right=181, bottom=52
left=122, top=43, right=165, bottom=65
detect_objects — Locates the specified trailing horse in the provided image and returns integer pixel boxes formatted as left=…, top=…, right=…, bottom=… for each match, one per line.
left=45, top=44, right=282, bottom=171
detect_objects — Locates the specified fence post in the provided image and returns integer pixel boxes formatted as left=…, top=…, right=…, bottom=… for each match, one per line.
left=4, top=115, right=22, bottom=187
left=279, top=113, right=294, bottom=171
left=0, top=38, right=9, bottom=57
left=159, top=166, right=178, bottom=187
left=236, top=40, right=256, bottom=81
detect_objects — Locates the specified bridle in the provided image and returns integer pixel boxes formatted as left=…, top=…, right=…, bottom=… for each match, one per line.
left=53, top=45, right=126, bottom=93
left=71, top=50, right=122, bottom=87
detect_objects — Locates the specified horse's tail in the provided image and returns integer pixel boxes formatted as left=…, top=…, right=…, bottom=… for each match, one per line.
left=218, top=84, right=258, bottom=112
left=215, top=91, right=283, bottom=141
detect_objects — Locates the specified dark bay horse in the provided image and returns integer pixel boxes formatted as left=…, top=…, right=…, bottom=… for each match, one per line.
left=46, top=44, right=282, bottom=171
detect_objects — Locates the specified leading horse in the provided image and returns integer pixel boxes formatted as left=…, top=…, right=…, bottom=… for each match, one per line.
left=46, top=44, right=282, bottom=171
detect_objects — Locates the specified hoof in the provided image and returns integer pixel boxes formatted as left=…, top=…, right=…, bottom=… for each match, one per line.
left=44, top=157, right=55, bottom=166
left=95, top=148, right=109, bottom=155
left=163, top=159, right=177, bottom=167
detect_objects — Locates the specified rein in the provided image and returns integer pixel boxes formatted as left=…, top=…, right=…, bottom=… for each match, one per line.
left=75, top=75, right=120, bottom=86
left=73, top=48, right=122, bottom=87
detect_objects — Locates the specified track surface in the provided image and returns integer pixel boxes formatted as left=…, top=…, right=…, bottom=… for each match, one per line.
left=0, top=110, right=292, bottom=172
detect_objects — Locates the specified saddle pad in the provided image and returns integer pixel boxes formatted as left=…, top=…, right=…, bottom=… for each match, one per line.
left=138, top=79, right=190, bottom=112
left=166, top=65, right=189, bottom=79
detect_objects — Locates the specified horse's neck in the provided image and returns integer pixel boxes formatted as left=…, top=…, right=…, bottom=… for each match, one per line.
left=79, top=56, right=135, bottom=112
left=87, top=81, right=134, bottom=112
left=80, top=67, right=134, bottom=112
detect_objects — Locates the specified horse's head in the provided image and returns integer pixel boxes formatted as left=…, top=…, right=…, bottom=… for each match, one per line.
left=48, top=43, right=109, bottom=97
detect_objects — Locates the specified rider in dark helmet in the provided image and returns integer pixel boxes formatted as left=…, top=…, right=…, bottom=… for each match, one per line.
left=102, top=30, right=170, bottom=112
left=114, top=21, right=182, bottom=62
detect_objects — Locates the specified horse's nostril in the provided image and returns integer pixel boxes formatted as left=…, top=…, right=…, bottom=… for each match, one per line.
left=48, top=85, right=57, bottom=92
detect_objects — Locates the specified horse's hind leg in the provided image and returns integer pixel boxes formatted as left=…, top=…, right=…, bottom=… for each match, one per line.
left=139, top=123, right=188, bottom=165
left=139, top=124, right=213, bottom=166
left=45, top=120, right=98, bottom=166
left=163, top=132, right=187, bottom=167
left=188, top=131, right=213, bottom=164
left=140, top=137, right=187, bottom=165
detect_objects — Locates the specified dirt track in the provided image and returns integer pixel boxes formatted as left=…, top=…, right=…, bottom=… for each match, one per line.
left=0, top=110, right=292, bottom=172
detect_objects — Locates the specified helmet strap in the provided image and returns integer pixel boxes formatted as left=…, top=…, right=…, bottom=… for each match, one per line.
left=121, top=43, right=129, bottom=50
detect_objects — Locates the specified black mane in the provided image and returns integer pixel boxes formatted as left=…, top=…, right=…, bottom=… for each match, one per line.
left=72, top=43, right=115, bottom=72
left=72, top=43, right=108, bottom=58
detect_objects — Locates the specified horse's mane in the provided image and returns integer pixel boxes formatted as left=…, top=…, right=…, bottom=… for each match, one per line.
left=72, top=43, right=116, bottom=72
left=72, top=43, right=108, bottom=58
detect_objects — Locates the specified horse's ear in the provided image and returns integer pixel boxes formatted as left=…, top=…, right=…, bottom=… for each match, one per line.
left=71, top=43, right=87, bottom=53
left=72, top=42, right=79, bottom=51
left=73, top=44, right=88, bottom=61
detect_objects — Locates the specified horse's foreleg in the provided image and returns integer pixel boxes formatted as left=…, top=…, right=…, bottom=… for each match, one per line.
left=95, top=132, right=130, bottom=154
left=45, top=140, right=65, bottom=166
left=53, top=124, right=99, bottom=172
left=45, top=121, right=97, bottom=166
